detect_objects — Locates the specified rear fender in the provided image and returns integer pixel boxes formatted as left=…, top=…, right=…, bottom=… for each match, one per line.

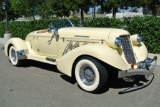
left=4, top=38, right=28, bottom=58
left=56, top=44, right=129, bottom=77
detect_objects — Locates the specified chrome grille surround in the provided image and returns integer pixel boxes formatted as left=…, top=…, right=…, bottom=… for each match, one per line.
left=120, top=35, right=136, bottom=64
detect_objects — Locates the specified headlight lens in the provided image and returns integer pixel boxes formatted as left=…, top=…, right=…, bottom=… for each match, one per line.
left=137, top=34, right=142, bottom=43
left=137, top=61, right=146, bottom=69
left=145, top=58, right=153, bottom=67
left=115, top=37, right=122, bottom=47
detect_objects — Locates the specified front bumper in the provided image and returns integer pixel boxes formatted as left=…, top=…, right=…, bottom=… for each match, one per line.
left=118, top=56, right=157, bottom=78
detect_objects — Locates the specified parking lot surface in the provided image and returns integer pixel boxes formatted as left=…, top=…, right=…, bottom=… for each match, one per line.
left=0, top=44, right=160, bottom=107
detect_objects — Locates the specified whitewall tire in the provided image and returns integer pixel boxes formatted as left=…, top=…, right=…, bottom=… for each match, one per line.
left=75, top=56, right=108, bottom=93
left=9, top=46, right=20, bottom=66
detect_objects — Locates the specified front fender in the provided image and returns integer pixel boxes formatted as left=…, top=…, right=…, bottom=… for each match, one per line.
left=56, top=44, right=129, bottom=77
left=133, top=42, right=148, bottom=61
left=4, top=38, right=28, bottom=57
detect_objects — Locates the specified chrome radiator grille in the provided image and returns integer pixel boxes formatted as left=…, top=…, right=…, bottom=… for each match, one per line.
left=120, top=35, right=136, bottom=64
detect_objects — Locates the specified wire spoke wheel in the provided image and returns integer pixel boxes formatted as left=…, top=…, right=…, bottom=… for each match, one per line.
left=80, top=65, right=95, bottom=86
left=75, top=56, right=108, bottom=93
left=9, top=46, right=20, bottom=66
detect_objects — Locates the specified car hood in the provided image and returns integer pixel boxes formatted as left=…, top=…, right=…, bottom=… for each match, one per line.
left=58, top=27, right=130, bottom=39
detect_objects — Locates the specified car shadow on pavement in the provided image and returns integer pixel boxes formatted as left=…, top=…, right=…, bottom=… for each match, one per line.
left=95, top=74, right=154, bottom=94
left=60, top=75, right=76, bottom=84
left=18, top=60, right=154, bottom=94
left=21, top=60, right=60, bottom=73
left=109, top=74, right=154, bottom=95
left=21, top=60, right=77, bottom=84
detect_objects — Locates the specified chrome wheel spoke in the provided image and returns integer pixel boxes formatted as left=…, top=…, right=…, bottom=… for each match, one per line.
left=11, top=49, right=17, bottom=62
left=80, top=66, right=95, bottom=86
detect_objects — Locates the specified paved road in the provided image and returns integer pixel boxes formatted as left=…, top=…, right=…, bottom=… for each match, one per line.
left=0, top=44, right=160, bottom=107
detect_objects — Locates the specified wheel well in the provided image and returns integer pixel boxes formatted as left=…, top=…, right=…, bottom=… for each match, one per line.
left=7, top=44, right=13, bottom=56
left=71, top=55, right=118, bottom=79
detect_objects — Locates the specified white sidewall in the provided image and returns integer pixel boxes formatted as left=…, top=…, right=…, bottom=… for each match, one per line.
left=75, top=59, right=100, bottom=92
left=9, top=46, right=18, bottom=66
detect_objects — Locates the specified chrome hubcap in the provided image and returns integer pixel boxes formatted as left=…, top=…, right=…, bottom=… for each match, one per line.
left=80, top=66, right=95, bottom=86
left=11, top=49, right=17, bottom=62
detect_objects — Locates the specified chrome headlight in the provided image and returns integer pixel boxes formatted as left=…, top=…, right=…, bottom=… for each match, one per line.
left=137, top=57, right=155, bottom=69
left=137, top=34, right=142, bottom=43
left=115, top=37, right=122, bottom=47
left=137, top=61, right=146, bottom=69
left=145, top=58, right=153, bottom=67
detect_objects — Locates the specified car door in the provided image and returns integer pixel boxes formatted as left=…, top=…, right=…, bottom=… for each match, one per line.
left=30, top=33, right=39, bottom=54
left=36, top=30, right=58, bottom=58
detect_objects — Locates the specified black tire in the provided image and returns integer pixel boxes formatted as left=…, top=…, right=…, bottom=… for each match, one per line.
left=9, top=46, right=21, bottom=66
left=75, top=56, right=108, bottom=93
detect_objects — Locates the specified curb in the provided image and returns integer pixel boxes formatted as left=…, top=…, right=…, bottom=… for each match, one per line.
left=148, top=53, right=160, bottom=67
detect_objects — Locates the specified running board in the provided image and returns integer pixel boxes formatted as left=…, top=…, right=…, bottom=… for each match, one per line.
left=27, top=54, right=57, bottom=65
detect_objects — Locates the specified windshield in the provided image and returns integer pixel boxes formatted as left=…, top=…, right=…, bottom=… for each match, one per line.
left=51, top=19, right=74, bottom=30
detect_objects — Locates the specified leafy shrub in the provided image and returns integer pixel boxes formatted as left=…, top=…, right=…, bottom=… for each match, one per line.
left=124, top=16, right=160, bottom=54
left=0, top=20, right=54, bottom=39
left=0, top=22, right=5, bottom=37
left=0, top=16, right=160, bottom=53
left=84, top=17, right=124, bottom=28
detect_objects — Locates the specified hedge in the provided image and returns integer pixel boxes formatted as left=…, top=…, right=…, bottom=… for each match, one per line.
left=0, top=16, right=160, bottom=53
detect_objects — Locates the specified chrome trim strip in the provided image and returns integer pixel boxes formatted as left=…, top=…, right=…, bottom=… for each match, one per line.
left=74, top=35, right=89, bottom=38
left=60, top=37, right=105, bottom=41
left=72, top=42, right=79, bottom=50
left=62, top=41, right=72, bottom=56
left=46, top=58, right=56, bottom=62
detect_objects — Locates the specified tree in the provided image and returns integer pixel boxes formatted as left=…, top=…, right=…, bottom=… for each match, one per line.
left=91, top=0, right=106, bottom=17
left=64, top=0, right=78, bottom=16
left=10, top=0, right=44, bottom=20
left=125, top=0, right=160, bottom=16
left=62, top=0, right=93, bottom=25
left=0, top=0, right=19, bottom=21
left=64, top=0, right=104, bottom=22
left=39, top=0, right=54, bottom=19
left=0, top=0, right=4, bottom=21
left=77, top=0, right=92, bottom=21
left=97, top=7, right=102, bottom=14
left=142, top=0, right=160, bottom=16
left=68, top=0, right=92, bottom=21
left=101, top=0, right=160, bottom=17
left=49, top=0, right=70, bottom=17
left=102, top=0, right=128, bottom=18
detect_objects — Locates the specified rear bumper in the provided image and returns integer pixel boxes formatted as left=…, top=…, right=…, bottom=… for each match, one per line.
left=118, top=56, right=157, bottom=78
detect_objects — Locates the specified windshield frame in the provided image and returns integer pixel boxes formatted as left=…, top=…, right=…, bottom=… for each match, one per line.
left=50, top=19, right=74, bottom=31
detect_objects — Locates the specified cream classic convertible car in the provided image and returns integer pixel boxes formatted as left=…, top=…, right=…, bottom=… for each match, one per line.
left=4, top=19, right=157, bottom=93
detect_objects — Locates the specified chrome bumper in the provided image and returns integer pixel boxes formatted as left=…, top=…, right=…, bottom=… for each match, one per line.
left=17, top=50, right=27, bottom=59
left=118, top=56, right=157, bottom=78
